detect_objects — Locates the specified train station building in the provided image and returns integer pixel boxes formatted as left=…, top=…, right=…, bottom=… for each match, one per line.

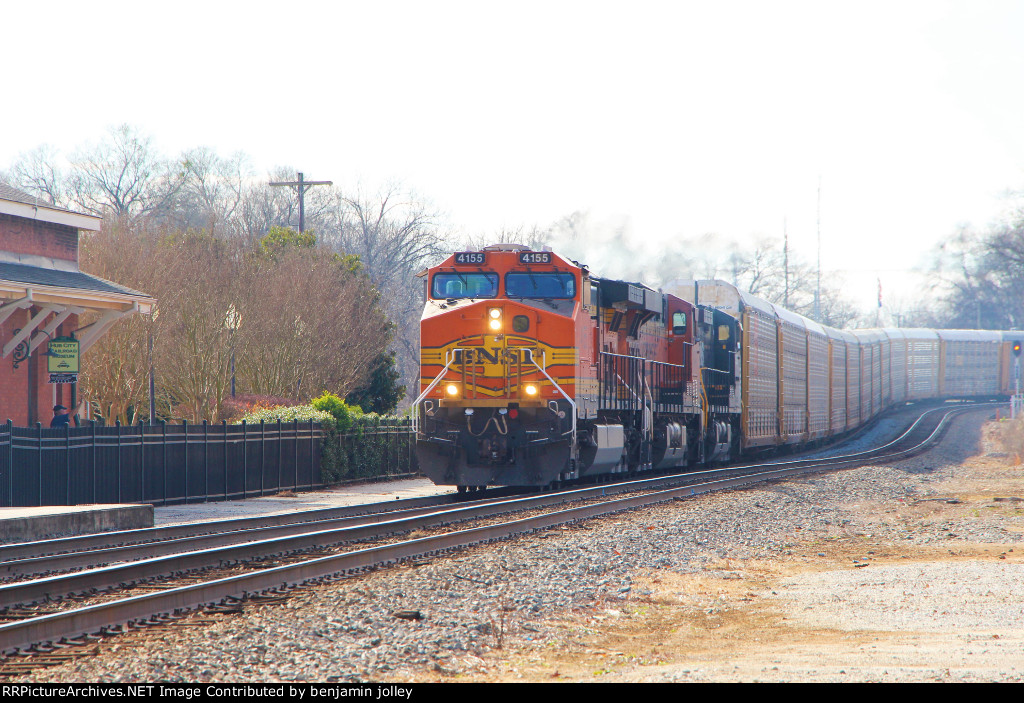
left=0, top=184, right=154, bottom=426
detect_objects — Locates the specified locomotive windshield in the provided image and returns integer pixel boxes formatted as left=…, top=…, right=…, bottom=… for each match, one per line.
left=431, top=272, right=499, bottom=299
left=505, top=272, right=577, bottom=299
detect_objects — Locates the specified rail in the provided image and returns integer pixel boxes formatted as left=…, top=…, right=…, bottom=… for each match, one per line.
left=0, top=402, right=993, bottom=657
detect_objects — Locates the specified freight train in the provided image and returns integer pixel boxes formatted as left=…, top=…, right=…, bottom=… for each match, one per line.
left=414, top=243, right=1020, bottom=490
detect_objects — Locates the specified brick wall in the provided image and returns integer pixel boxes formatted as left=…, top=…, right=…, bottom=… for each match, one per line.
left=0, top=308, right=80, bottom=426
left=0, top=309, right=31, bottom=425
left=0, top=214, right=78, bottom=263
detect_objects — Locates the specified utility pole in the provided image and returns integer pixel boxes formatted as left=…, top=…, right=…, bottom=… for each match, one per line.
left=269, top=172, right=333, bottom=233
left=814, top=176, right=822, bottom=323
left=783, top=216, right=789, bottom=308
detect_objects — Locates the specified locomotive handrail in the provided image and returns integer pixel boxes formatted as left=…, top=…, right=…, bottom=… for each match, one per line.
left=614, top=369, right=644, bottom=403
left=411, top=357, right=456, bottom=436
left=647, top=358, right=690, bottom=414
left=601, top=351, right=646, bottom=410
left=529, top=350, right=577, bottom=448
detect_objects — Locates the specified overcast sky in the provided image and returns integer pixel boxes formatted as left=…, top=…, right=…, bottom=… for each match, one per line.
left=4, top=0, right=1023, bottom=311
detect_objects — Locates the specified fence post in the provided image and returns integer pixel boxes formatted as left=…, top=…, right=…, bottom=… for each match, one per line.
left=139, top=421, right=145, bottom=503
left=116, top=420, right=122, bottom=503
left=241, top=420, right=247, bottom=499
left=6, top=420, right=12, bottom=508
left=162, top=420, right=168, bottom=505
left=293, top=419, right=298, bottom=489
left=36, top=423, right=42, bottom=507
left=92, top=420, right=97, bottom=504
left=382, top=418, right=389, bottom=477
left=222, top=420, right=228, bottom=500
left=203, top=420, right=209, bottom=503
left=260, top=420, right=265, bottom=496
left=182, top=419, right=188, bottom=504
left=310, top=418, right=315, bottom=488
left=341, top=420, right=347, bottom=481
left=65, top=423, right=70, bottom=506
left=372, top=416, right=380, bottom=479
left=277, top=419, right=282, bottom=490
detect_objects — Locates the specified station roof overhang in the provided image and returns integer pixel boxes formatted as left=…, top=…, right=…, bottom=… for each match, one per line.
left=0, top=263, right=154, bottom=358
left=0, top=193, right=102, bottom=232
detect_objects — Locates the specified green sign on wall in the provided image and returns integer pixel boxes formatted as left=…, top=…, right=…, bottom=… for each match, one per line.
left=47, top=337, right=80, bottom=374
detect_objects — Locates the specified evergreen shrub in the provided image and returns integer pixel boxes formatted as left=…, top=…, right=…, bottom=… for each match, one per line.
left=239, top=397, right=415, bottom=484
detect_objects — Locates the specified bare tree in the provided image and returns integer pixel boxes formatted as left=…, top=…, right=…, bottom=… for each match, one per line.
left=460, top=224, right=550, bottom=252
left=236, top=244, right=391, bottom=399
left=78, top=222, right=161, bottom=423
left=66, top=124, right=185, bottom=222
left=321, top=184, right=449, bottom=398
left=882, top=293, right=938, bottom=329
left=930, top=218, right=1024, bottom=330
left=79, top=314, right=152, bottom=424
left=155, top=147, right=251, bottom=236
left=79, top=220, right=395, bottom=423
left=331, top=184, right=447, bottom=286
left=8, top=144, right=66, bottom=206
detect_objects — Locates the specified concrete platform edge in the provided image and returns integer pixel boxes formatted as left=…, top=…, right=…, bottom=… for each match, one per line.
left=0, top=505, right=154, bottom=544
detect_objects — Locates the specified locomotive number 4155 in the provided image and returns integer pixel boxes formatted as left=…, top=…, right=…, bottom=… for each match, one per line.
left=518, top=252, right=551, bottom=264
left=454, top=252, right=486, bottom=264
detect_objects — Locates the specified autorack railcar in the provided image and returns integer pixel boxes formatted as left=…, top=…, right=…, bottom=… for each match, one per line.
left=414, top=245, right=1019, bottom=489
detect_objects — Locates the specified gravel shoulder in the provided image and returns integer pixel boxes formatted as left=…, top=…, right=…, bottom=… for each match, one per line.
left=13, top=407, right=1024, bottom=683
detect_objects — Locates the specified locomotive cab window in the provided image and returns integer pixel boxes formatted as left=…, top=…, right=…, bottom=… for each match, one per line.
left=672, top=311, right=687, bottom=335
left=431, top=272, right=499, bottom=299
left=505, top=272, right=577, bottom=299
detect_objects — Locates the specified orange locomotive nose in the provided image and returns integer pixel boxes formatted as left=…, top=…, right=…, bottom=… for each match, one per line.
left=414, top=245, right=587, bottom=488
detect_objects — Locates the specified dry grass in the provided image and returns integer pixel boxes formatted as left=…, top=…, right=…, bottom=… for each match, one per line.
left=424, top=419, right=1024, bottom=682
left=994, top=416, right=1024, bottom=465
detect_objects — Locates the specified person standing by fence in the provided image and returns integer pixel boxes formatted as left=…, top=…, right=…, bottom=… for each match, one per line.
left=50, top=405, right=70, bottom=428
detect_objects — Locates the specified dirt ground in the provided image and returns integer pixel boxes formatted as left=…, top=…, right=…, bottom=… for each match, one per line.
left=455, top=421, right=1024, bottom=682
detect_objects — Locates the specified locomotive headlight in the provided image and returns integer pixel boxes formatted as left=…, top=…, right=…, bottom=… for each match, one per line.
left=524, top=384, right=538, bottom=396
left=488, top=308, right=502, bottom=331
left=445, top=383, right=460, bottom=397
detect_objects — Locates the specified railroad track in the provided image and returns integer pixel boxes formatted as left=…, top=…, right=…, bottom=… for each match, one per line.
left=0, top=397, right=942, bottom=575
left=0, top=399, right=943, bottom=577
left=0, top=401, right=995, bottom=673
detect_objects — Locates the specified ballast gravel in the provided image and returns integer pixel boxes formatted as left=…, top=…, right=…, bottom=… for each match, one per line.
left=15, top=407, right=1023, bottom=683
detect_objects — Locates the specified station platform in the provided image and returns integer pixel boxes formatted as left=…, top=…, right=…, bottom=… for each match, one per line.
left=0, top=478, right=455, bottom=543
left=154, top=477, right=455, bottom=526
left=0, top=504, right=154, bottom=544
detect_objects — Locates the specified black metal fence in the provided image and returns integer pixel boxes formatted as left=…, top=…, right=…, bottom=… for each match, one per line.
left=0, top=419, right=321, bottom=508
left=322, top=416, right=417, bottom=483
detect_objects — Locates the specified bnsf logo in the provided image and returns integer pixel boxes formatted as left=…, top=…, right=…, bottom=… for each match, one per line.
left=454, top=348, right=535, bottom=364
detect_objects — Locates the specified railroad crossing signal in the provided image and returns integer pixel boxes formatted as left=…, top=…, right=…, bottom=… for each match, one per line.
left=1015, top=341, right=1022, bottom=419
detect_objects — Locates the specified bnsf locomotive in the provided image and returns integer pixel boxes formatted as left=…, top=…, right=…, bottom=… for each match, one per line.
left=414, top=243, right=1019, bottom=490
